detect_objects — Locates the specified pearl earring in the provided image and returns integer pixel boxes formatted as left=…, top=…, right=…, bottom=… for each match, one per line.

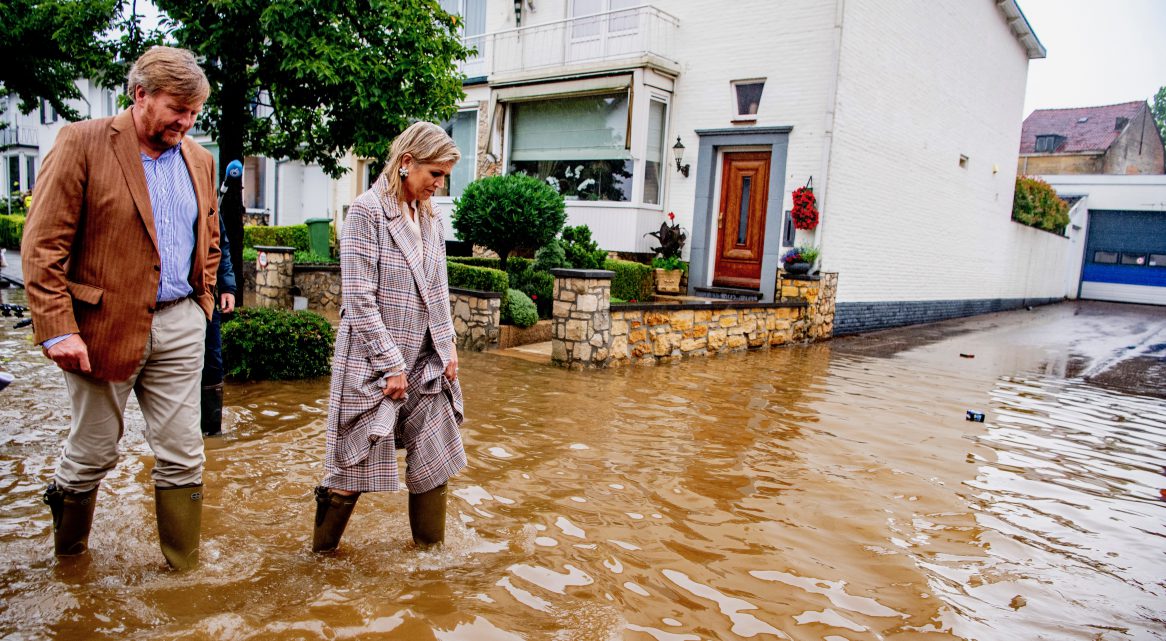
left=398, top=166, right=409, bottom=178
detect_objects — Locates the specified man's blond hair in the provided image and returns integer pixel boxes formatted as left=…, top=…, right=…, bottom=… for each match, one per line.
left=126, top=46, right=210, bottom=105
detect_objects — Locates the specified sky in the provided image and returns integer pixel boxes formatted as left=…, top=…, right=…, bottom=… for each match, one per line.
left=1019, top=0, right=1166, bottom=116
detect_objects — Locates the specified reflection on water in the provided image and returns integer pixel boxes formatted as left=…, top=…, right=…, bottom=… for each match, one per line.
left=1, top=290, right=1164, bottom=640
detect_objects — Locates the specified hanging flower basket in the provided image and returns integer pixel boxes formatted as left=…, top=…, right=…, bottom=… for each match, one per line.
left=791, top=179, right=819, bottom=231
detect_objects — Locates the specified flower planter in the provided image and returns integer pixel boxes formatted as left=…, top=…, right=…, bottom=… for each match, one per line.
left=783, top=262, right=812, bottom=275
left=654, top=268, right=683, bottom=294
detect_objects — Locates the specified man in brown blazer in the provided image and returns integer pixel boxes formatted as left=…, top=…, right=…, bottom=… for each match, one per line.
left=22, top=46, right=219, bottom=571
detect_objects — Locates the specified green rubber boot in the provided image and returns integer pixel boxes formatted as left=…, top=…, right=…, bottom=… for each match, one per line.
left=155, top=484, right=202, bottom=571
left=408, top=483, right=447, bottom=547
left=312, top=486, right=359, bottom=553
left=43, top=483, right=99, bottom=556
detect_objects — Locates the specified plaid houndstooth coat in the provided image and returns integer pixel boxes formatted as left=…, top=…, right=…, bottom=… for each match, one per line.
left=323, top=175, right=464, bottom=487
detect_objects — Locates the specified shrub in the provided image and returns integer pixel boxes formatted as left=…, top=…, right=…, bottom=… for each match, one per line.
left=560, top=225, right=607, bottom=269
left=502, top=288, right=538, bottom=328
left=605, top=258, right=654, bottom=302
left=242, top=247, right=258, bottom=263
left=294, top=250, right=338, bottom=264
left=509, top=264, right=554, bottom=318
left=534, top=239, right=569, bottom=271
left=446, top=260, right=508, bottom=293
left=0, top=215, right=25, bottom=249
left=243, top=224, right=311, bottom=251
left=1013, top=176, right=1070, bottom=233
left=221, top=307, right=334, bottom=381
left=452, top=174, right=566, bottom=270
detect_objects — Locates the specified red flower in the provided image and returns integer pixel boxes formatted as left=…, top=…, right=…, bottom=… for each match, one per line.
left=668, top=211, right=675, bottom=221
left=790, top=186, right=819, bottom=230
left=531, top=294, right=537, bottom=300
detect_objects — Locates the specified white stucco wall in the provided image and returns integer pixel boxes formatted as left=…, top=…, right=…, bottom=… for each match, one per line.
left=821, top=0, right=1068, bottom=303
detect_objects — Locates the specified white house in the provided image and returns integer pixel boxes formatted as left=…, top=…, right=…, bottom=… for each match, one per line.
left=351, top=0, right=1074, bottom=334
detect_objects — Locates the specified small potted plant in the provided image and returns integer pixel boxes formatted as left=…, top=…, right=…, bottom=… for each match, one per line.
left=781, top=245, right=820, bottom=275
left=645, top=212, right=687, bottom=293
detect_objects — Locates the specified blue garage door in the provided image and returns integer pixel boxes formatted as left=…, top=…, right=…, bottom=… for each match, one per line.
left=1080, top=209, right=1166, bottom=305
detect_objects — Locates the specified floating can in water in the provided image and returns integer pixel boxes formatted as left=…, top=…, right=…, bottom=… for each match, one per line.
left=966, top=410, right=985, bottom=422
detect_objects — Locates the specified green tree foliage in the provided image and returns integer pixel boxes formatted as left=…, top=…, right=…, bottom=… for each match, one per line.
left=452, top=174, right=566, bottom=270
left=560, top=225, right=607, bottom=269
left=154, top=0, right=470, bottom=179
left=1012, top=176, right=1070, bottom=233
left=0, top=1, right=158, bottom=123
left=221, top=307, right=334, bottom=380
left=1152, top=86, right=1166, bottom=142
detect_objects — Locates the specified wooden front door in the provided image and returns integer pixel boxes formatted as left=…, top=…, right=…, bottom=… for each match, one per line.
left=713, top=151, right=771, bottom=289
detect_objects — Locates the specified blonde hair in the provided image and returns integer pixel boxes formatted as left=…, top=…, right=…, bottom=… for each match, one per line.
left=127, top=46, right=210, bottom=106
left=382, top=121, right=461, bottom=216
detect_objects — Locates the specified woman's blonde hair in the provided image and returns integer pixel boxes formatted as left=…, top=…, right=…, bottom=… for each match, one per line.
left=382, top=121, right=461, bottom=216
left=127, top=46, right=210, bottom=106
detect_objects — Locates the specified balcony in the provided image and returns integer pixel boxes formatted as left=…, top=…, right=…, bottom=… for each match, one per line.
left=0, top=127, right=38, bottom=150
left=489, top=5, right=680, bottom=80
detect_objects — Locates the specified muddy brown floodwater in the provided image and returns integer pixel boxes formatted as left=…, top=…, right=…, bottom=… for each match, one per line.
left=1, top=290, right=1164, bottom=641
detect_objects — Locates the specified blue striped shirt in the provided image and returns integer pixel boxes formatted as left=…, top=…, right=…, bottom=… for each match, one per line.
left=141, top=144, right=198, bottom=302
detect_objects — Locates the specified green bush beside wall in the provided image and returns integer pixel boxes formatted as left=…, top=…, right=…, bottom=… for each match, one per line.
left=446, top=260, right=508, bottom=293
left=605, top=259, right=654, bottom=302
left=222, top=307, right=334, bottom=381
left=244, top=224, right=311, bottom=251
left=0, top=215, right=25, bottom=249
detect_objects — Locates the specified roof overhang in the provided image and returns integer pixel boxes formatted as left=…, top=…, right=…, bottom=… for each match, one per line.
left=997, top=0, right=1047, bottom=59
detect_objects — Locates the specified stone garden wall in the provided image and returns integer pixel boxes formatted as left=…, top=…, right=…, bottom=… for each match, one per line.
left=550, top=269, right=838, bottom=369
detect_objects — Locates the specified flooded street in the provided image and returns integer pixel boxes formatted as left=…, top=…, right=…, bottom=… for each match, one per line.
left=1, top=289, right=1164, bottom=641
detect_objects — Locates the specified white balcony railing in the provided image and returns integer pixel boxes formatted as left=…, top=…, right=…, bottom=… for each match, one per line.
left=489, top=5, right=679, bottom=76
left=0, top=127, right=38, bottom=149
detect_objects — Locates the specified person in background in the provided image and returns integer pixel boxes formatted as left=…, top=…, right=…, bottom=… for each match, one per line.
left=21, top=46, right=218, bottom=571
left=311, top=121, right=465, bottom=552
left=202, top=214, right=235, bottom=436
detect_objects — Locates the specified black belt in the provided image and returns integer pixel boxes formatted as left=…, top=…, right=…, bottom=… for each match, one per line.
left=154, top=297, right=188, bottom=313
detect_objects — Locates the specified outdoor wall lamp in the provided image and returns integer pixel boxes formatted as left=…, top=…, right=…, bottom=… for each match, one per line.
left=514, top=0, right=522, bottom=25
left=672, top=137, right=690, bottom=177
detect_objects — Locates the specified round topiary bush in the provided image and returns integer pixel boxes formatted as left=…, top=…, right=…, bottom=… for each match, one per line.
left=452, top=174, right=566, bottom=270
left=502, top=288, right=539, bottom=328
left=222, top=307, right=335, bottom=380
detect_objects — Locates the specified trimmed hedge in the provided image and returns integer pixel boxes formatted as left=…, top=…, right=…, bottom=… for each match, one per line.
left=605, top=258, right=654, bottom=302
left=221, top=307, right=334, bottom=381
left=502, top=288, right=538, bottom=328
left=244, top=224, right=311, bottom=251
left=0, top=215, right=25, bottom=249
left=446, top=260, right=508, bottom=293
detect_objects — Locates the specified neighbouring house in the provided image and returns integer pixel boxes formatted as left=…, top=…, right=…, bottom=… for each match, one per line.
left=334, top=0, right=1074, bottom=335
left=1018, top=101, right=1166, bottom=176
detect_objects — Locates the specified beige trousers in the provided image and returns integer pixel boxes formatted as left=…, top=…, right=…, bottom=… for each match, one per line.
left=56, top=298, right=207, bottom=491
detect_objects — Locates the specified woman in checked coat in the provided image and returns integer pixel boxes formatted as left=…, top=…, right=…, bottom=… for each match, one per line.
left=312, top=122, right=466, bottom=551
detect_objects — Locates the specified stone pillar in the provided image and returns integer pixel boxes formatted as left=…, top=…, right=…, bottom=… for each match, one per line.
left=253, top=245, right=295, bottom=309
left=550, top=268, right=614, bottom=370
left=450, top=288, right=502, bottom=351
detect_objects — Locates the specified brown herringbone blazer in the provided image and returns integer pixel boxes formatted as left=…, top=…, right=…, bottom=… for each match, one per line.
left=22, top=109, right=219, bottom=382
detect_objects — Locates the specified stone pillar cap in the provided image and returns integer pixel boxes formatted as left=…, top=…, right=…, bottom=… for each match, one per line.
left=550, top=268, right=615, bottom=279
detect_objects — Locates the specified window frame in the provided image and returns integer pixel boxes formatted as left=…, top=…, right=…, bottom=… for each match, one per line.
left=729, top=78, right=766, bottom=122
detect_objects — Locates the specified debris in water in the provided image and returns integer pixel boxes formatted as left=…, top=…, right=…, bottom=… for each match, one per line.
left=966, top=411, right=985, bottom=422
left=959, top=353, right=975, bottom=358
